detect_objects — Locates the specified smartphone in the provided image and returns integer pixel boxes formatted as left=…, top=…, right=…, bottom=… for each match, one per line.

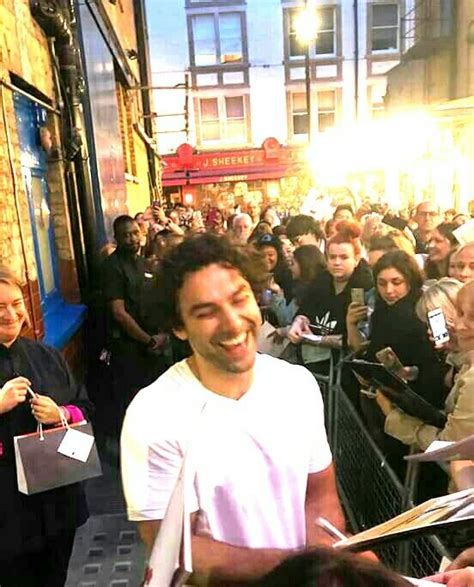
left=376, top=347, right=404, bottom=372
left=351, top=288, right=365, bottom=305
left=427, top=308, right=450, bottom=345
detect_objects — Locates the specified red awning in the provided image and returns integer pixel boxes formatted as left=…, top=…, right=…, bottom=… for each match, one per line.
left=161, top=139, right=305, bottom=187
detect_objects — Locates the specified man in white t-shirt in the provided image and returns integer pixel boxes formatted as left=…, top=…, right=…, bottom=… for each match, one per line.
left=121, top=233, right=345, bottom=583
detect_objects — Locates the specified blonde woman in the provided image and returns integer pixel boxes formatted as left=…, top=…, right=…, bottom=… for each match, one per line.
left=0, top=266, right=92, bottom=586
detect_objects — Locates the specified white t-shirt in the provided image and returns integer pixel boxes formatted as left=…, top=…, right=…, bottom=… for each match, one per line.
left=121, top=353, right=332, bottom=549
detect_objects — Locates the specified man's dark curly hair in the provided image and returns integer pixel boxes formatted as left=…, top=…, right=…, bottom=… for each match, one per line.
left=155, top=233, right=267, bottom=331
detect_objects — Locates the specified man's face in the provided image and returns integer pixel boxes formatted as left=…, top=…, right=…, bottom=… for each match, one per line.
left=415, top=202, right=440, bottom=233
left=174, top=264, right=261, bottom=375
left=233, top=217, right=252, bottom=243
left=452, top=246, right=474, bottom=283
left=115, top=221, right=141, bottom=254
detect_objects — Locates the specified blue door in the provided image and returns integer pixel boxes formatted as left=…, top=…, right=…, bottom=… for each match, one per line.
left=14, top=93, right=61, bottom=316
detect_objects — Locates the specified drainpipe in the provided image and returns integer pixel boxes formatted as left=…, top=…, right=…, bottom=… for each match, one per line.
left=30, top=0, right=100, bottom=292
left=353, top=0, right=360, bottom=120
left=133, top=0, right=160, bottom=201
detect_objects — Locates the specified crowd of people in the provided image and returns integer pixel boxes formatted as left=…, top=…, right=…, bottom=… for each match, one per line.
left=98, top=196, right=474, bottom=584
left=1, top=193, right=474, bottom=585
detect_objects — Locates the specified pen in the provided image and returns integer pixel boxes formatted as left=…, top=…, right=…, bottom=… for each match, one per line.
left=27, top=386, right=36, bottom=399
left=315, top=517, right=348, bottom=542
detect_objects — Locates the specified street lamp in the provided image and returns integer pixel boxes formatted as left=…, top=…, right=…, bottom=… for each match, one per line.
left=294, top=2, right=319, bottom=142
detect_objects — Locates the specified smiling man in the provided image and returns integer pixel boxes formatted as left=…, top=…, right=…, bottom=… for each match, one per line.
left=121, top=234, right=344, bottom=584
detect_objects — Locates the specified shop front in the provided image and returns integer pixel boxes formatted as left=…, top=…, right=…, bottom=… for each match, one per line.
left=161, top=138, right=307, bottom=210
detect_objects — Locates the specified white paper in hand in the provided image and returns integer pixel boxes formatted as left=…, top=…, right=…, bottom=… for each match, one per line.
left=57, top=428, right=94, bottom=462
left=425, top=441, right=454, bottom=454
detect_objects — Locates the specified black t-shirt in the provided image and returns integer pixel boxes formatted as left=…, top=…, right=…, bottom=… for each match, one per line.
left=299, top=260, right=374, bottom=338
left=102, top=249, right=151, bottom=340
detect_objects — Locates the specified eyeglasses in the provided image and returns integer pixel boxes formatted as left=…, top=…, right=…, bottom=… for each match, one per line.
left=417, top=211, right=438, bottom=217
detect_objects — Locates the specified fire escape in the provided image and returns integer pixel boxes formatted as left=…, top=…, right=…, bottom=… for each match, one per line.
left=401, top=0, right=455, bottom=60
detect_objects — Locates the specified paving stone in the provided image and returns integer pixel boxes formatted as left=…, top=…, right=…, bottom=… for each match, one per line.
left=66, top=514, right=146, bottom=586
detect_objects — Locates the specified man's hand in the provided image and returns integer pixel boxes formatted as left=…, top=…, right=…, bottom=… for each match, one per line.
left=0, top=376, right=30, bottom=414
left=425, top=568, right=474, bottom=586
left=31, top=394, right=66, bottom=425
left=288, top=315, right=311, bottom=344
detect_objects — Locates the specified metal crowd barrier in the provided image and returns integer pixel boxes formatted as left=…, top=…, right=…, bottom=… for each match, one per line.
left=308, top=350, right=450, bottom=577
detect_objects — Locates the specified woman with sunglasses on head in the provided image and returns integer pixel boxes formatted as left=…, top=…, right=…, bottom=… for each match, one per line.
left=0, top=266, right=93, bottom=587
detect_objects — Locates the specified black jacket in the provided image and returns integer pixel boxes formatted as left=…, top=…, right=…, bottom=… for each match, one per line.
left=300, top=260, right=374, bottom=338
left=0, top=338, right=92, bottom=558
left=366, top=292, right=445, bottom=408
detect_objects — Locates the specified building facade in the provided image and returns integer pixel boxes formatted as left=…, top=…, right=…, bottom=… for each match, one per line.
left=148, top=0, right=403, bottom=205
left=385, top=0, right=474, bottom=212
left=0, top=0, right=157, bottom=367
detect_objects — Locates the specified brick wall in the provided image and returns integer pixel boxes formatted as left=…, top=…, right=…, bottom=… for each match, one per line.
left=0, top=0, right=81, bottom=350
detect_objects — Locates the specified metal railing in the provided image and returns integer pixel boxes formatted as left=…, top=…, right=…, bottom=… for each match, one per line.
left=308, top=352, right=450, bottom=577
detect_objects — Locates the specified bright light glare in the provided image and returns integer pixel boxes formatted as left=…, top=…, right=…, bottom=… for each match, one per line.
left=294, top=9, right=319, bottom=43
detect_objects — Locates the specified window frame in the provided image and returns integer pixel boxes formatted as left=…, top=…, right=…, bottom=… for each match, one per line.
left=289, top=92, right=309, bottom=139
left=196, top=94, right=250, bottom=146
left=188, top=9, right=248, bottom=69
left=286, top=5, right=337, bottom=60
left=317, top=89, right=337, bottom=132
left=186, top=0, right=245, bottom=7
left=369, top=2, right=400, bottom=54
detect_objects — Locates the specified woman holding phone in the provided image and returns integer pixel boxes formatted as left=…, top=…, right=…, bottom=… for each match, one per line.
left=346, top=251, right=445, bottom=478
left=376, top=280, right=474, bottom=461
left=0, top=266, right=93, bottom=587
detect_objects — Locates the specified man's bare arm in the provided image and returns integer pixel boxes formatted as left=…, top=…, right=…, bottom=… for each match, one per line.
left=138, top=518, right=292, bottom=583
left=305, top=464, right=346, bottom=547
left=110, top=299, right=151, bottom=345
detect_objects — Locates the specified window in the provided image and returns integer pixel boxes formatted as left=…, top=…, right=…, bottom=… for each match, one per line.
left=371, top=4, right=399, bottom=52
left=225, top=96, right=245, bottom=139
left=200, top=98, right=220, bottom=140
left=198, top=95, right=247, bottom=143
left=291, top=93, right=309, bottom=136
left=288, top=7, right=336, bottom=59
left=317, top=90, right=336, bottom=131
left=192, top=12, right=243, bottom=66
